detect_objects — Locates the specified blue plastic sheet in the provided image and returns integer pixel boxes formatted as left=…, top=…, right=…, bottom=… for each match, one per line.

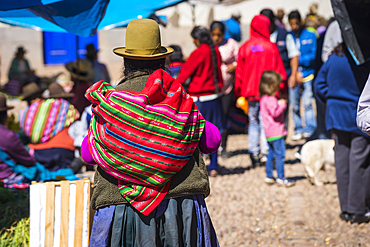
left=0, top=0, right=183, bottom=36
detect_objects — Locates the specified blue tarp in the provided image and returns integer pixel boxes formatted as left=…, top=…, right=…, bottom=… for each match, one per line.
left=0, top=0, right=183, bottom=37
left=0, top=0, right=63, bottom=11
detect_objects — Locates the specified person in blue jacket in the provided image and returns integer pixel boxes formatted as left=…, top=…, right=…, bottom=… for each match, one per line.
left=315, top=43, right=370, bottom=224
left=288, top=10, right=317, bottom=141
left=222, top=12, right=242, bottom=42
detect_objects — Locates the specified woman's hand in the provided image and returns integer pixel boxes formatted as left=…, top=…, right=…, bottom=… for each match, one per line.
left=288, top=74, right=297, bottom=88
left=296, top=72, right=304, bottom=85
left=226, top=64, right=236, bottom=74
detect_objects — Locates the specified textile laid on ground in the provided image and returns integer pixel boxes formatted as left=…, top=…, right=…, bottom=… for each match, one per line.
left=85, top=69, right=205, bottom=216
left=19, top=99, right=79, bottom=144
left=0, top=147, right=77, bottom=183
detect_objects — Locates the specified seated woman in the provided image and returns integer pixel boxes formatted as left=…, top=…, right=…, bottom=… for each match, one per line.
left=21, top=82, right=44, bottom=106
left=19, top=83, right=79, bottom=171
left=0, top=94, right=36, bottom=187
left=19, top=82, right=45, bottom=145
left=65, top=58, right=95, bottom=113
left=8, top=47, right=39, bottom=90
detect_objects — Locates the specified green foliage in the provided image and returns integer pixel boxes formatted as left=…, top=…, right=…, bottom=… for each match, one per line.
left=0, top=188, right=29, bottom=231
left=0, top=188, right=16, bottom=204
left=6, top=114, right=20, bottom=134
left=0, top=218, right=29, bottom=247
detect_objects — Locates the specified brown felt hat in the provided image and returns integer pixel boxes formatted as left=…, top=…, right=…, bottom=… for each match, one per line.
left=65, top=58, right=95, bottom=81
left=0, top=93, right=14, bottom=112
left=21, top=82, right=44, bottom=101
left=15, top=46, right=26, bottom=56
left=48, top=83, right=74, bottom=99
left=86, top=43, right=99, bottom=56
left=113, top=19, right=173, bottom=60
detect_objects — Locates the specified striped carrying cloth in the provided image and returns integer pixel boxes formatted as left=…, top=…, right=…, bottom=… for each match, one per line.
left=86, top=69, right=205, bottom=216
left=19, top=99, right=80, bottom=144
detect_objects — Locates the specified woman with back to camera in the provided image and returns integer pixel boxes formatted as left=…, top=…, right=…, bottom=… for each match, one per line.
left=210, top=20, right=239, bottom=158
left=81, top=19, right=221, bottom=246
left=177, top=26, right=224, bottom=177
left=316, top=43, right=370, bottom=224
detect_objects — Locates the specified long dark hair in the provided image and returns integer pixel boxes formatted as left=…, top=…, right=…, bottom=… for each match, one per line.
left=332, top=43, right=344, bottom=57
left=210, top=21, right=225, bottom=34
left=119, top=58, right=166, bottom=84
left=191, top=26, right=220, bottom=93
left=288, top=10, right=302, bottom=22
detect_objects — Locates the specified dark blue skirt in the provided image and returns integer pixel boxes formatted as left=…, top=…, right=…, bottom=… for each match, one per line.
left=34, top=148, right=74, bottom=171
left=89, top=194, right=219, bottom=247
left=195, top=97, right=225, bottom=132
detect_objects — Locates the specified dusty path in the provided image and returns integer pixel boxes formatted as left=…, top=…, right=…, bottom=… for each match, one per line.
left=205, top=134, right=370, bottom=247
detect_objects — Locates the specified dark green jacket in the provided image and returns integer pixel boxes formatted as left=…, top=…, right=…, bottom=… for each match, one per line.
left=90, top=73, right=210, bottom=210
left=8, top=57, right=30, bottom=80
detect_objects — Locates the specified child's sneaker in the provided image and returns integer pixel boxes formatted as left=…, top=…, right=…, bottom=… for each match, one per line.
left=260, top=154, right=268, bottom=164
left=264, top=177, right=275, bottom=185
left=291, top=133, right=303, bottom=141
left=276, top=178, right=295, bottom=187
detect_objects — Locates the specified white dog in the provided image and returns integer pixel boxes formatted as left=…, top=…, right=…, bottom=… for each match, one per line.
left=301, top=139, right=335, bottom=186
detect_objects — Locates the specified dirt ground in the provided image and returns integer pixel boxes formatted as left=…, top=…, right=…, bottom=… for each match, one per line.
left=205, top=134, right=370, bottom=247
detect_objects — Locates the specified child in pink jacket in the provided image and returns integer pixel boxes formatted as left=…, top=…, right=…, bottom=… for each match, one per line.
left=259, top=71, right=294, bottom=187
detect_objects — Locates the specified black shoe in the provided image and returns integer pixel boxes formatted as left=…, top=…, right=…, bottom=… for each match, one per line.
left=339, top=212, right=350, bottom=222
left=251, top=155, right=260, bottom=168
left=349, top=213, right=370, bottom=224
left=221, top=150, right=231, bottom=158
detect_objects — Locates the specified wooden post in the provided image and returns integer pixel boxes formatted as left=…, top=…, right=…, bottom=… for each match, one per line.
left=60, top=181, right=70, bottom=246
left=85, top=178, right=94, bottom=242
left=74, top=179, right=84, bottom=247
left=45, top=182, right=55, bottom=246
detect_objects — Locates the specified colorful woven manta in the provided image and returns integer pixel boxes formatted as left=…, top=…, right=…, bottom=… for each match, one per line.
left=19, top=98, right=80, bottom=144
left=85, top=69, right=205, bottom=216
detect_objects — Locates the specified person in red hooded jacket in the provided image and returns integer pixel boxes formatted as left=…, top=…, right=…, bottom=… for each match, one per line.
left=235, top=14, right=286, bottom=167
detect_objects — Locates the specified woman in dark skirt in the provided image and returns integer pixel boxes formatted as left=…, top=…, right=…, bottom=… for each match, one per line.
left=82, top=19, right=221, bottom=246
left=176, top=26, right=225, bottom=177
left=316, top=43, right=370, bottom=223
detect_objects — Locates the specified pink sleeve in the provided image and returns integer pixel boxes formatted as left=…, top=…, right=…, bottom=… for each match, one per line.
left=199, top=120, right=221, bottom=154
left=267, top=97, right=286, bottom=118
left=81, top=137, right=97, bottom=165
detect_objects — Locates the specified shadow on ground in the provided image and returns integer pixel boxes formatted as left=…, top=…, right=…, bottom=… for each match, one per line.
left=286, top=143, right=303, bottom=150
left=286, top=158, right=301, bottom=165
left=286, top=175, right=306, bottom=181
left=207, top=165, right=251, bottom=176
left=227, top=149, right=249, bottom=157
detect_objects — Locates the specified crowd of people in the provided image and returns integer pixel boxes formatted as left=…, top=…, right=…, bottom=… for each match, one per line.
left=166, top=5, right=370, bottom=224
left=0, top=42, right=110, bottom=186
left=0, top=2, right=369, bottom=245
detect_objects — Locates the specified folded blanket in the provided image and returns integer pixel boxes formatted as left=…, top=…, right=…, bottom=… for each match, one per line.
left=0, top=147, right=78, bottom=182
left=85, top=69, right=205, bottom=215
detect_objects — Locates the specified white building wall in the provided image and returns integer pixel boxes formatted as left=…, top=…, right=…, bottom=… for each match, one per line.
left=157, top=0, right=333, bottom=27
